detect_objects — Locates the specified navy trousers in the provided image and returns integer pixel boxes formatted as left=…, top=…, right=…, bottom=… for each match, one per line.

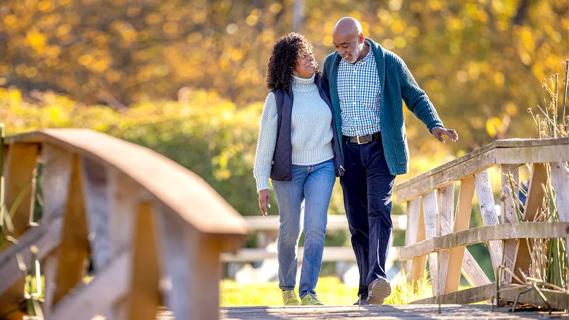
left=340, top=136, right=395, bottom=299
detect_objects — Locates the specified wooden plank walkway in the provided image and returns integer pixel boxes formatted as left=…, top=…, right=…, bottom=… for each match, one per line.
left=155, top=305, right=568, bottom=319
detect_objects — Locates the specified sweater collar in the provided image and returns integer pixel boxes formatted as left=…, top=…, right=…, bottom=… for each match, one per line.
left=292, top=74, right=315, bottom=92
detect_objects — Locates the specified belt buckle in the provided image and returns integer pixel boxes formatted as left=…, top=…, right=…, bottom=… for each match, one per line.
left=356, top=136, right=362, bottom=144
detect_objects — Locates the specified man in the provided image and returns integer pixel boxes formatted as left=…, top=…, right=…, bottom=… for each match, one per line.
left=321, top=17, right=458, bottom=305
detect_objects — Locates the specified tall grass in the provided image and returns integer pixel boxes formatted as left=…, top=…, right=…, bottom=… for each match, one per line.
left=520, top=60, right=569, bottom=290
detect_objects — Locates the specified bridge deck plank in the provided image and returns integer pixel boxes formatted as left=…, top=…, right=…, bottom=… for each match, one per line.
left=199, top=304, right=566, bottom=319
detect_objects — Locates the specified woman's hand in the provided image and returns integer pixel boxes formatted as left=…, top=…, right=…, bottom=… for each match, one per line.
left=258, top=189, right=270, bottom=216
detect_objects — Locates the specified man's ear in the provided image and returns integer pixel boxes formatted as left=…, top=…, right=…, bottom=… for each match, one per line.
left=358, top=33, right=365, bottom=43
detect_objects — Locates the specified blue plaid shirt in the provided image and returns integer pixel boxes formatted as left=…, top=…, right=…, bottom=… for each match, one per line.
left=337, top=48, right=381, bottom=137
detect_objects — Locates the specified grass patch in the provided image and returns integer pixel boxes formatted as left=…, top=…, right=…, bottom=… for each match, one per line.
left=220, top=275, right=433, bottom=307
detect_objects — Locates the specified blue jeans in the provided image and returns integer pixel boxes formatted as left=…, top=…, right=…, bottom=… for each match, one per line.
left=272, top=159, right=335, bottom=298
left=340, top=137, right=395, bottom=299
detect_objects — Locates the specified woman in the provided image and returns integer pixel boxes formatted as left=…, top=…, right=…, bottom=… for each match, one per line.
left=253, top=33, right=343, bottom=306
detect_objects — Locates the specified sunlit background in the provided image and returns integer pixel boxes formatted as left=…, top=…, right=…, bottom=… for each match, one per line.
left=1, top=0, right=567, bottom=305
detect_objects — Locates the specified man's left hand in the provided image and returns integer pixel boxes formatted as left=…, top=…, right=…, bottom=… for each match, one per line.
left=431, top=127, right=459, bottom=143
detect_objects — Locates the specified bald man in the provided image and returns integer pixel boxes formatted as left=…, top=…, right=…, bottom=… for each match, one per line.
left=321, top=17, right=458, bottom=305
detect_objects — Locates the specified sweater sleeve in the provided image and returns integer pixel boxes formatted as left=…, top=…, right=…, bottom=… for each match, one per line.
left=253, top=92, right=278, bottom=192
left=396, top=56, right=444, bottom=131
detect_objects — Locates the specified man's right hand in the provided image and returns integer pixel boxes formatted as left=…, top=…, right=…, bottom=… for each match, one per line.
left=258, top=189, right=270, bottom=216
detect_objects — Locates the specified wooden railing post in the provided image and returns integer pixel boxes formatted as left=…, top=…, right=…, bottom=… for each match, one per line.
left=474, top=171, right=503, bottom=276
left=423, top=191, right=439, bottom=295
left=51, top=155, right=90, bottom=305
left=156, top=206, right=223, bottom=320
left=514, top=163, right=547, bottom=283
left=4, top=142, right=39, bottom=239
left=550, top=161, right=569, bottom=264
left=0, top=123, right=4, bottom=230
left=445, top=175, right=474, bottom=293
left=118, top=202, right=160, bottom=320
left=41, top=144, right=72, bottom=317
left=405, top=198, right=425, bottom=283
left=500, top=164, right=521, bottom=284
left=81, top=157, right=113, bottom=270
left=437, top=184, right=453, bottom=295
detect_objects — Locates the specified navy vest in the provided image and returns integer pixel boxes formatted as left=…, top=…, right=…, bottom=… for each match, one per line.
left=270, top=73, right=344, bottom=181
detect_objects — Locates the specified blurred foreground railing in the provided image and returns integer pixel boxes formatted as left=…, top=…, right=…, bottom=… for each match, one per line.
left=0, top=128, right=247, bottom=320
left=395, top=138, right=569, bottom=310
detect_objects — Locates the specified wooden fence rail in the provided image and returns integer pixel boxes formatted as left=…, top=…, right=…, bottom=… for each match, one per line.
left=221, top=215, right=406, bottom=263
left=394, top=137, right=569, bottom=309
left=0, top=129, right=247, bottom=320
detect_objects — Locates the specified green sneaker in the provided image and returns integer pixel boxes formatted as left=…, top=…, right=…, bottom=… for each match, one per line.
left=282, top=289, right=300, bottom=305
left=301, top=293, right=323, bottom=305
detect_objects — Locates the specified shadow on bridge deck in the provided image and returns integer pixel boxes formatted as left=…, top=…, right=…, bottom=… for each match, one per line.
left=215, top=304, right=565, bottom=319
left=154, top=304, right=567, bottom=319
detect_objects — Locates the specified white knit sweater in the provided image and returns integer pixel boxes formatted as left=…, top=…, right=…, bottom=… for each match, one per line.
left=253, top=74, right=334, bottom=192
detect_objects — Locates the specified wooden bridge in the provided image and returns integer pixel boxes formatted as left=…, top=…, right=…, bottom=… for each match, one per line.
left=0, top=129, right=247, bottom=319
left=0, top=128, right=568, bottom=319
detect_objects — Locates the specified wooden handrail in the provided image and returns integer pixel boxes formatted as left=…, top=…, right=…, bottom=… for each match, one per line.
left=5, top=129, right=247, bottom=238
left=1, top=128, right=248, bottom=320
left=394, top=137, right=569, bottom=202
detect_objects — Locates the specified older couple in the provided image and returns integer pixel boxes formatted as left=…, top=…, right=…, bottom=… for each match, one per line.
left=253, top=17, right=458, bottom=306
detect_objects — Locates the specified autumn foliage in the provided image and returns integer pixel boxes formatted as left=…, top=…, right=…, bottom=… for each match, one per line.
left=1, top=0, right=568, bottom=214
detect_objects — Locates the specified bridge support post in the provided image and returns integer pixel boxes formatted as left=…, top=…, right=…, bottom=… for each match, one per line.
left=156, top=206, right=223, bottom=320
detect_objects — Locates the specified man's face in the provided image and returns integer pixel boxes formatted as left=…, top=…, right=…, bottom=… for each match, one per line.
left=333, top=33, right=363, bottom=64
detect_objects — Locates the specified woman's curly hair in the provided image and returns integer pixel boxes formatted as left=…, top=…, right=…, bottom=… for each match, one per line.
left=266, top=33, right=314, bottom=91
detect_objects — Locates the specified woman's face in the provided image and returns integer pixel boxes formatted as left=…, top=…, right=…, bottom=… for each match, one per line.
left=293, top=50, right=317, bottom=78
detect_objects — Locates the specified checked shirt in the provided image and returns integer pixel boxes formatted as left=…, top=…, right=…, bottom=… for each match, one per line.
left=337, top=48, right=381, bottom=137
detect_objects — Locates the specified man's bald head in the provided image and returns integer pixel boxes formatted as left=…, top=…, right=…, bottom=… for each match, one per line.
left=333, top=17, right=363, bottom=38
left=332, top=17, right=367, bottom=64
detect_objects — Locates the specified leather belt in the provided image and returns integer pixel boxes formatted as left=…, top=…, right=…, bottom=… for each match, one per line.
left=343, top=132, right=381, bottom=145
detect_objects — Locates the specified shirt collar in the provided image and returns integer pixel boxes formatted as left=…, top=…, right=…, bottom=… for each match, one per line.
left=341, top=43, right=372, bottom=66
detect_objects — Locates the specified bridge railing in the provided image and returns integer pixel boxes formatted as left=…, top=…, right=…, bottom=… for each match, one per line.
left=394, top=138, right=569, bottom=309
left=0, top=128, right=247, bottom=320
left=221, top=214, right=406, bottom=264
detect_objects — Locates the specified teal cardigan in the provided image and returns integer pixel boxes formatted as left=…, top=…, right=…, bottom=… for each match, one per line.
left=322, top=38, right=443, bottom=175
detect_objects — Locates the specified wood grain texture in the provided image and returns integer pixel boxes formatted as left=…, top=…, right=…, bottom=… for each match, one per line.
left=81, top=156, right=112, bottom=269
left=51, top=155, right=90, bottom=306
left=5, top=129, right=247, bottom=241
left=4, top=143, right=39, bottom=238
left=550, top=161, right=569, bottom=263
left=394, top=137, right=569, bottom=202
left=500, top=164, right=520, bottom=284
left=49, top=249, right=131, bottom=320
left=156, top=205, right=223, bottom=320
left=437, top=184, right=453, bottom=295
left=474, top=171, right=502, bottom=276
left=422, top=191, right=439, bottom=295
left=399, top=222, right=569, bottom=259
